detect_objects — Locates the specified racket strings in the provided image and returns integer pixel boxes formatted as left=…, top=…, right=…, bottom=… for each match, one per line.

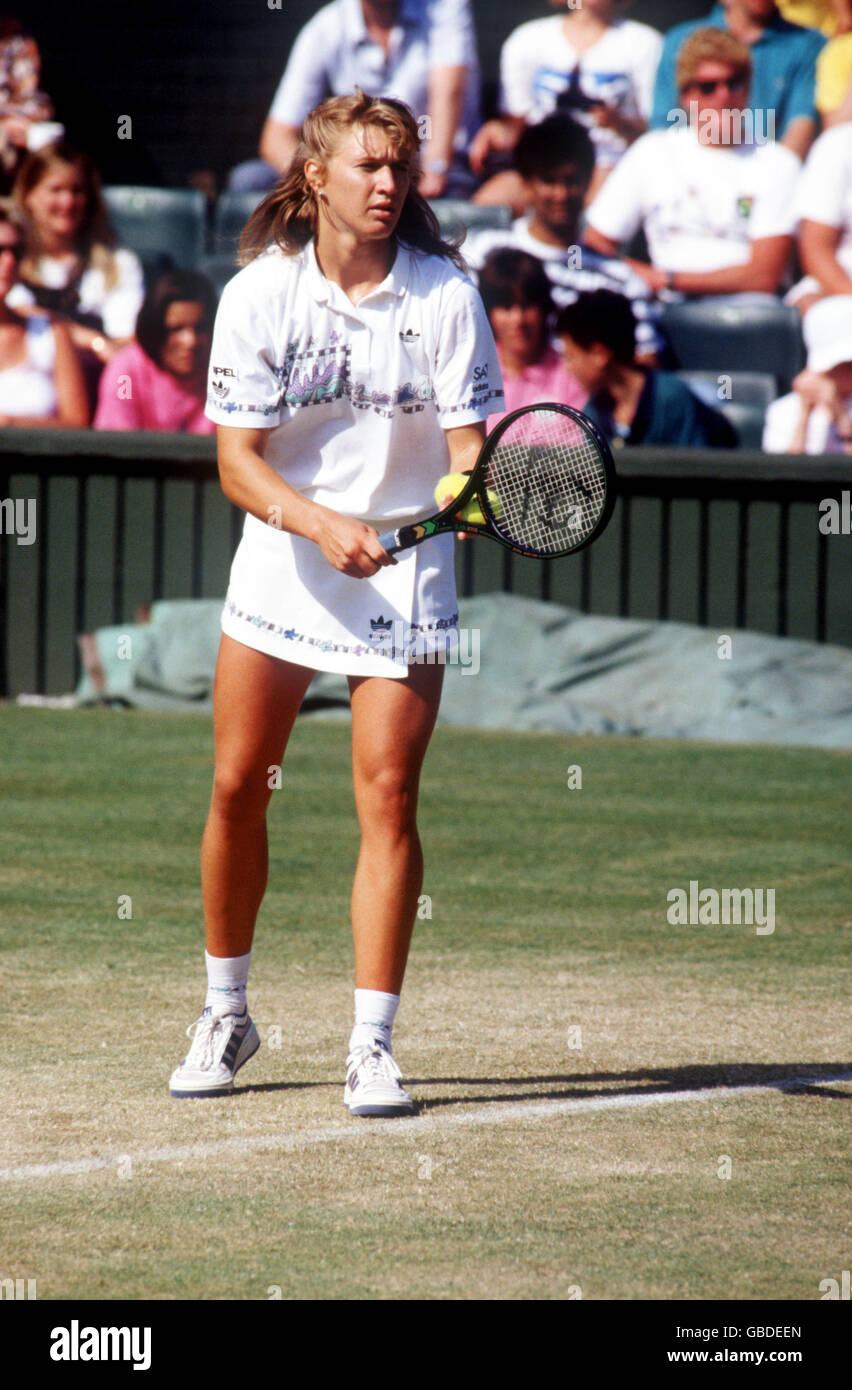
left=483, top=411, right=608, bottom=555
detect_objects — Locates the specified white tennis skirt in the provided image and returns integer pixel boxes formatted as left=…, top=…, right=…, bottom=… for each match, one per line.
left=221, top=513, right=459, bottom=678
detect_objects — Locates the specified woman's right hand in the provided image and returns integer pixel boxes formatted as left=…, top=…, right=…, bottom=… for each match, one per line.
left=313, top=510, right=396, bottom=578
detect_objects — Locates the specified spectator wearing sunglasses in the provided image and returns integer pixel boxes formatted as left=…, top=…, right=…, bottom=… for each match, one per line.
left=583, top=28, right=799, bottom=300
left=650, top=1, right=826, bottom=161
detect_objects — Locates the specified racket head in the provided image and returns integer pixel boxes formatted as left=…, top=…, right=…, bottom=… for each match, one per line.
left=474, top=403, right=617, bottom=558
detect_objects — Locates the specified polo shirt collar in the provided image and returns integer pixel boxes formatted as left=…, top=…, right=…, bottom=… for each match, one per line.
left=708, top=2, right=791, bottom=36
left=343, top=0, right=415, bottom=42
left=304, top=237, right=410, bottom=305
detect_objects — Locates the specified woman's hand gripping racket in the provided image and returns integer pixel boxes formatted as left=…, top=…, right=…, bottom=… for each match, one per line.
left=378, top=402, right=617, bottom=559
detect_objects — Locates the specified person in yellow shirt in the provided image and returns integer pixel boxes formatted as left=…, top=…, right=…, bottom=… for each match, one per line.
left=777, top=0, right=852, bottom=34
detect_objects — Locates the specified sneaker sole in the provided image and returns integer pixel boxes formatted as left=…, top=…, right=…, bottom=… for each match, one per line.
left=169, top=1026, right=260, bottom=1098
left=345, top=1093, right=414, bottom=1118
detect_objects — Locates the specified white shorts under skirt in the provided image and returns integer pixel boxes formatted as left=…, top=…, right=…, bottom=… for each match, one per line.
left=220, top=514, right=459, bottom=678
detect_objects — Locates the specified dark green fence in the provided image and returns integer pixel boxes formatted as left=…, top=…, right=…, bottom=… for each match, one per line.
left=0, top=429, right=849, bottom=698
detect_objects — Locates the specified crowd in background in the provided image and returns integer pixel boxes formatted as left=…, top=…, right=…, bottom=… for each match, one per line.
left=2, top=1, right=852, bottom=454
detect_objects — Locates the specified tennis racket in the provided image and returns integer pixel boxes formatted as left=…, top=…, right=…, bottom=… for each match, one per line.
left=378, top=402, right=616, bottom=558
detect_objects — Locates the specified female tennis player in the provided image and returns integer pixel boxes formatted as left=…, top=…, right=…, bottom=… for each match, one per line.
left=169, top=90, right=503, bottom=1114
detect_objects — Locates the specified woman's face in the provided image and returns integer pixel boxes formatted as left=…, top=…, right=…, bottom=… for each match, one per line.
left=559, top=332, right=609, bottom=392
left=159, top=301, right=211, bottom=379
left=489, top=299, right=548, bottom=367
left=308, top=124, right=412, bottom=245
left=0, top=220, right=24, bottom=300
left=24, top=161, right=89, bottom=244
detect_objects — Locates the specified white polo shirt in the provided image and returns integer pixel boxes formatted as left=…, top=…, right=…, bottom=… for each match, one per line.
left=268, top=0, right=480, bottom=153
left=587, top=126, right=801, bottom=273
left=205, top=238, right=503, bottom=677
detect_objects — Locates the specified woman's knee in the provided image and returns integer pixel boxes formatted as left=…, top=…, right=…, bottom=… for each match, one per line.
left=210, top=761, right=275, bottom=823
left=356, top=763, right=419, bottom=836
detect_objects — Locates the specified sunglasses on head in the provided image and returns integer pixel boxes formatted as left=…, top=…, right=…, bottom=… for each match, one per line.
left=688, top=74, right=748, bottom=96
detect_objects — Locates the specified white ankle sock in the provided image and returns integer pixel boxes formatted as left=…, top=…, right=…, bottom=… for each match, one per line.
left=349, top=989, right=400, bottom=1053
left=204, top=950, right=251, bottom=1018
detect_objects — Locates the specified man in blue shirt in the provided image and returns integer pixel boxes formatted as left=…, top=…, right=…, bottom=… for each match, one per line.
left=650, top=0, right=826, bottom=159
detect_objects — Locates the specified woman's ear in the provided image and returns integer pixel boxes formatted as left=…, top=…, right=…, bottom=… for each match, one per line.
left=304, top=159, right=326, bottom=201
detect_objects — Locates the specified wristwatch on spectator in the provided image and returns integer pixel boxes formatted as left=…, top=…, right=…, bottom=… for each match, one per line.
left=422, top=158, right=449, bottom=177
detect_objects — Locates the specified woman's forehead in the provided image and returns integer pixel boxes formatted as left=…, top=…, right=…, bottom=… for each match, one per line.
left=332, top=123, right=411, bottom=162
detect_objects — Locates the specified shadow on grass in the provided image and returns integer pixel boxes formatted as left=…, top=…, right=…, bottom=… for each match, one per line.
left=235, top=1061, right=852, bottom=1106
left=409, top=1061, right=852, bottom=1113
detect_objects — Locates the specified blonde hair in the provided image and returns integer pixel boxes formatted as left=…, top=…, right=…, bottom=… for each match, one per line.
left=13, top=140, right=121, bottom=291
left=240, top=89, right=464, bottom=269
left=676, top=27, right=752, bottom=93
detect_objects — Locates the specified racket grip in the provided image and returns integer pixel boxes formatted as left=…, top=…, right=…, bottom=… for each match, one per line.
left=378, top=528, right=402, bottom=555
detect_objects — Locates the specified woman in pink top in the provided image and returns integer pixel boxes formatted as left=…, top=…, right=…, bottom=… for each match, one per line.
left=94, top=270, right=217, bottom=433
left=477, top=247, right=586, bottom=429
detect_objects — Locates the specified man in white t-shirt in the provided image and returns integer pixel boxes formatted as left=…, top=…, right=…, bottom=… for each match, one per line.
left=788, top=122, right=852, bottom=312
left=229, top=0, right=480, bottom=198
left=583, top=26, right=800, bottom=299
left=464, top=113, right=664, bottom=360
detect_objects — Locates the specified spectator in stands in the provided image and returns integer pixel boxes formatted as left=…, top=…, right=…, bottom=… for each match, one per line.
left=0, top=198, right=88, bottom=427
left=778, top=1, right=852, bottom=33
left=0, top=18, right=57, bottom=193
left=464, top=114, right=664, bottom=363
left=556, top=289, right=737, bottom=447
left=477, top=248, right=585, bottom=425
left=470, top=0, right=662, bottom=211
left=788, top=122, right=852, bottom=313
left=762, top=294, right=852, bottom=450
left=230, top=0, right=480, bottom=199
left=9, top=141, right=144, bottom=374
left=94, top=270, right=217, bottom=434
left=815, top=28, right=852, bottom=121
left=650, top=1, right=826, bottom=161
left=584, top=29, right=800, bottom=300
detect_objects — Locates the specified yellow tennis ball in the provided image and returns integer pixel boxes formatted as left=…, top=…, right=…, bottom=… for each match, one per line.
left=434, top=473, right=468, bottom=508
left=434, top=474, right=500, bottom=526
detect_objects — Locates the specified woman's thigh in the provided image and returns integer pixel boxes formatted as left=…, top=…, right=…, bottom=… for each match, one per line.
left=347, top=663, right=445, bottom=821
left=211, top=634, right=316, bottom=808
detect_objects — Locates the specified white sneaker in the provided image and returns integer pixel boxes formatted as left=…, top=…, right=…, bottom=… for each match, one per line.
left=169, top=1007, right=260, bottom=1098
left=344, top=1037, right=414, bottom=1117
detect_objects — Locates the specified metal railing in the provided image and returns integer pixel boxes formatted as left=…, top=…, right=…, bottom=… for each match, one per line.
left=1, top=430, right=849, bottom=697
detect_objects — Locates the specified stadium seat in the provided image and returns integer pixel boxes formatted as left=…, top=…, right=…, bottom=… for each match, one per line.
left=103, top=187, right=207, bottom=269
left=677, top=370, right=777, bottom=450
left=197, top=252, right=241, bottom=298
left=212, top=191, right=265, bottom=254
left=428, top=200, right=512, bottom=244
left=661, top=301, right=805, bottom=390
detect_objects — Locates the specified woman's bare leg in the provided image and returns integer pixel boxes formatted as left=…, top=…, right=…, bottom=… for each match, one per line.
left=347, top=663, right=445, bottom=994
left=202, top=634, right=315, bottom=957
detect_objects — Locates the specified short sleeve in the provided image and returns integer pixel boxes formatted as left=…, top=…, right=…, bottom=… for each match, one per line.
left=425, top=0, right=476, bottom=70
left=498, top=22, right=541, bottom=118
left=100, top=250, right=145, bottom=340
left=585, top=136, right=650, bottom=246
left=94, top=347, right=143, bottom=430
left=780, top=32, right=828, bottom=130
left=268, top=13, right=332, bottom=126
left=749, top=151, right=801, bottom=241
left=205, top=264, right=284, bottom=427
left=795, top=129, right=847, bottom=228
left=432, top=277, right=503, bottom=425
left=631, top=25, right=665, bottom=122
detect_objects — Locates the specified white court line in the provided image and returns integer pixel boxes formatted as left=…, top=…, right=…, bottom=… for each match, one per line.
left=2, top=1071, right=850, bottom=1184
